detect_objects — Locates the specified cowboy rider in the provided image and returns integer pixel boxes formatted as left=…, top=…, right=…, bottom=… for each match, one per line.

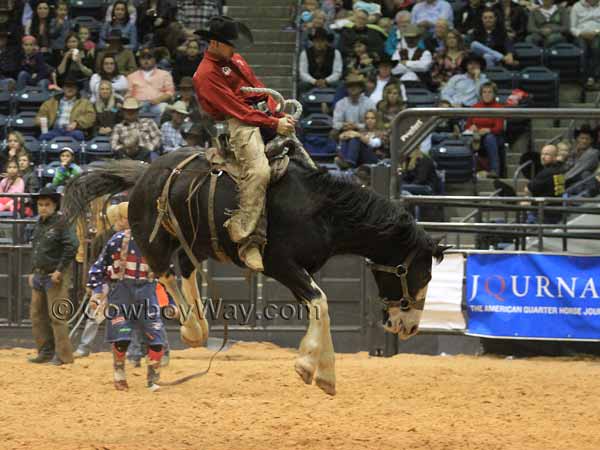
left=87, top=201, right=166, bottom=391
left=192, top=16, right=297, bottom=273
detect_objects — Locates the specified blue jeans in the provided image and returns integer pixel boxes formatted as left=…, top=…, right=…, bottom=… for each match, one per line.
left=470, top=41, right=504, bottom=68
left=340, top=138, right=379, bottom=167
left=16, top=71, right=50, bottom=92
left=481, top=133, right=504, bottom=176
left=139, top=101, right=167, bottom=116
left=127, top=323, right=170, bottom=361
left=40, top=127, right=85, bottom=141
left=75, top=306, right=100, bottom=355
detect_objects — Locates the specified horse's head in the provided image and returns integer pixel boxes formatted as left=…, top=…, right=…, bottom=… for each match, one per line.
left=368, top=237, right=451, bottom=340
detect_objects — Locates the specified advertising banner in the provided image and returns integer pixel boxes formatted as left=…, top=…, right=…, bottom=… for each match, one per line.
left=466, top=253, right=600, bottom=340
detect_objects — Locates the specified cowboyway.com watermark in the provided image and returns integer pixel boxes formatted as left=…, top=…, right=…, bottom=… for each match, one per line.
left=50, top=297, right=320, bottom=324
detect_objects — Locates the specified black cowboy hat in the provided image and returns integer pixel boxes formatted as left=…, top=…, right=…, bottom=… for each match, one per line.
left=461, top=52, right=486, bottom=72
left=105, top=28, right=130, bottom=44
left=310, top=27, right=334, bottom=43
left=194, top=16, right=253, bottom=48
left=61, top=72, right=82, bottom=89
left=36, top=186, right=61, bottom=204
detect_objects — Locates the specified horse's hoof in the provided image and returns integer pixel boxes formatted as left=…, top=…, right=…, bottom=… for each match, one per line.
left=294, top=360, right=315, bottom=385
left=315, top=377, right=336, bottom=396
left=180, top=332, right=205, bottom=348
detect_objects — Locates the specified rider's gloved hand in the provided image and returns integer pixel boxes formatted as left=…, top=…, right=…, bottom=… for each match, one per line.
left=277, top=116, right=296, bottom=136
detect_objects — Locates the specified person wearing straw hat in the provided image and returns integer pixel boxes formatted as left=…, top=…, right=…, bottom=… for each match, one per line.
left=110, top=96, right=161, bottom=161
left=28, top=186, right=79, bottom=366
left=160, top=100, right=190, bottom=152
left=192, top=16, right=298, bottom=272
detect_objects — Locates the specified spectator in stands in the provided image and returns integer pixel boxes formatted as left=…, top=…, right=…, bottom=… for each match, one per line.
left=411, top=0, right=454, bottom=35
left=471, top=8, right=518, bottom=68
left=162, top=77, right=202, bottom=123
left=345, top=36, right=379, bottom=78
left=299, top=27, right=342, bottom=94
left=424, top=19, right=450, bottom=54
left=111, top=96, right=161, bottom=161
left=570, top=0, right=600, bottom=88
left=385, top=11, right=411, bottom=56
left=35, top=74, right=96, bottom=141
left=369, top=54, right=399, bottom=104
left=100, top=0, right=138, bottom=51
left=339, top=9, right=386, bottom=57
left=49, top=0, right=70, bottom=58
left=28, top=185, right=78, bottom=365
left=52, top=147, right=81, bottom=189
left=96, top=29, right=137, bottom=76
left=556, top=140, right=571, bottom=163
left=95, top=80, right=123, bottom=136
left=181, top=122, right=207, bottom=148
left=173, top=38, right=203, bottom=85
left=177, top=0, right=220, bottom=34
left=391, top=25, right=433, bottom=83
left=127, top=46, right=175, bottom=115
left=160, top=101, right=189, bottom=153
left=0, top=28, right=19, bottom=91
left=27, top=1, right=52, bottom=62
left=456, top=0, right=486, bottom=36
left=376, top=81, right=406, bottom=132
left=17, top=36, right=51, bottom=92
left=524, top=144, right=565, bottom=222
left=442, top=53, right=489, bottom=106
left=335, top=109, right=383, bottom=169
left=400, top=149, right=439, bottom=194
left=565, top=125, right=600, bottom=184
left=494, top=0, right=528, bottom=43
left=56, top=33, right=93, bottom=85
left=90, top=53, right=129, bottom=103
left=465, top=81, right=505, bottom=177
left=77, top=26, right=96, bottom=59
left=2, top=131, right=28, bottom=166
left=18, top=152, right=40, bottom=195
left=301, top=9, right=331, bottom=46
left=105, top=0, right=138, bottom=26
left=137, top=0, right=177, bottom=48
left=0, top=160, right=24, bottom=213
left=431, top=29, right=467, bottom=87
left=526, top=0, right=569, bottom=47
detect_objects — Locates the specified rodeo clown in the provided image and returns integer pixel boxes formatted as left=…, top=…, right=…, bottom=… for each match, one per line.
left=87, top=201, right=166, bottom=391
left=192, top=16, right=300, bottom=273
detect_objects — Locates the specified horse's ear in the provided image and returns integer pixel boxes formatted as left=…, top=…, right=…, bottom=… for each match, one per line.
left=432, top=237, right=453, bottom=263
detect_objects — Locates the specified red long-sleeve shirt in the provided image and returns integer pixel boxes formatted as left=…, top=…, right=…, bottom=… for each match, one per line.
left=465, top=101, right=505, bottom=135
left=192, top=51, right=280, bottom=129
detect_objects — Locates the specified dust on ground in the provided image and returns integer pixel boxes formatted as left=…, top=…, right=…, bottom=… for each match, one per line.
left=1, top=341, right=599, bottom=450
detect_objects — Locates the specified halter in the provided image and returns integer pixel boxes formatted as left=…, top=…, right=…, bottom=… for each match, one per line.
left=366, top=247, right=424, bottom=311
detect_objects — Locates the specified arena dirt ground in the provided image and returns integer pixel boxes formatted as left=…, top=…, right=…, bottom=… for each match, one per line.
left=2, top=341, right=600, bottom=450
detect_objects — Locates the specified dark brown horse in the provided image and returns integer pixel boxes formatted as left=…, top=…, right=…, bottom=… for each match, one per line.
left=61, top=149, right=448, bottom=395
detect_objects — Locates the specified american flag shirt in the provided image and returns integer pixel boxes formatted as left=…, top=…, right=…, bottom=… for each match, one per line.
left=87, top=230, right=153, bottom=294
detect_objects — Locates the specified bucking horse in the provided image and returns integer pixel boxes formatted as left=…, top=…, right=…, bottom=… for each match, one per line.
left=61, top=104, right=448, bottom=397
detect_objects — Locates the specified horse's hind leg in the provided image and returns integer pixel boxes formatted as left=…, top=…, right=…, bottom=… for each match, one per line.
left=159, top=271, right=207, bottom=348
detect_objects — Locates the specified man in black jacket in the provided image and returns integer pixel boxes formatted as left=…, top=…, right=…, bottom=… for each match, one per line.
left=28, top=186, right=79, bottom=365
left=527, top=144, right=565, bottom=223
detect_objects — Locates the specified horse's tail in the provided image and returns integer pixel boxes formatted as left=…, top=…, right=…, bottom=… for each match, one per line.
left=61, top=160, right=149, bottom=225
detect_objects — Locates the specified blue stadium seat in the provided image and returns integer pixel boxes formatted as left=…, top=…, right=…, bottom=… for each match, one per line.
left=430, top=139, right=476, bottom=190
left=300, top=88, right=336, bottom=115
left=485, top=66, right=517, bottom=90
left=545, top=43, right=584, bottom=83
left=8, top=111, right=38, bottom=136
left=42, top=161, right=63, bottom=184
left=405, top=87, right=437, bottom=108
left=299, top=113, right=337, bottom=158
left=83, top=136, right=113, bottom=162
left=68, top=0, right=106, bottom=20
left=0, top=114, right=7, bottom=140
left=0, top=91, right=12, bottom=116
left=14, top=87, right=51, bottom=113
left=514, top=42, right=544, bottom=69
left=23, top=136, right=42, bottom=164
left=517, top=66, right=559, bottom=107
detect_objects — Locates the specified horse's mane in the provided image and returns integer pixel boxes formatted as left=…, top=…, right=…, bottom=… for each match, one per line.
left=298, top=162, right=426, bottom=249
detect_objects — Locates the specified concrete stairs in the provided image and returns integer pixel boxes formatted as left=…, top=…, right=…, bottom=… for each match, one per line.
left=227, top=0, right=297, bottom=100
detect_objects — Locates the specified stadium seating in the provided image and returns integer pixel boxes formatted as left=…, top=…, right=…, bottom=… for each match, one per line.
left=300, top=88, right=336, bottom=115
left=68, top=0, right=106, bottom=20
left=70, top=16, right=102, bottom=39
left=14, top=87, right=51, bottom=114
left=514, top=42, right=544, bottom=69
left=42, top=161, right=63, bottom=184
left=8, top=111, right=38, bottom=136
left=405, top=87, right=437, bottom=108
left=430, top=138, right=476, bottom=192
left=82, top=135, right=113, bottom=162
left=46, top=136, right=82, bottom=162
left=23, top=136, right=42, bottom=164
left=299, top=113, right=337, bottom=158
left=0, top=115, right=7, bottom=140
left=0, top=91, right=12, bottom=116
left=545, top=43, right=584, bottom=83
left=517, top=66, right=559, bottom=107
left=485, top=66, right=517, bottom=90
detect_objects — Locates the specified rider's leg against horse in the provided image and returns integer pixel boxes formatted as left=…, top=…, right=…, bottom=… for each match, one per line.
left=180, top=269, right=209, bottom=344
left=224, top=118, right=269, bottom=271
left=238, top=208, right=267, bottom=272
left=159, top=274, right=206, bottom=347
left=112, top=341, right=129, bottom=391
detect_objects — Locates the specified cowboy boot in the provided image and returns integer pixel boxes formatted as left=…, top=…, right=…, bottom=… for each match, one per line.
left=240, top=245, right=264, bottom=272
left=112, top=344, right=128, bottom=391
left=146, top=347, right=163, bottom=391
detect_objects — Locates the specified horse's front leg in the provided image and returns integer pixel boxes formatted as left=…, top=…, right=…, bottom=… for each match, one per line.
left=180, top=269, right=209, bottom=345
left=310, top=280, right=336, bottom=396
left=159, top=273, right=206, bottom=347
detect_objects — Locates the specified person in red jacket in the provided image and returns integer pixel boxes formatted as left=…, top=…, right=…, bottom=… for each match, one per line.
left=465, top=81, right=505, bottom=177
left=192, top=16, right=297, bottom=272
